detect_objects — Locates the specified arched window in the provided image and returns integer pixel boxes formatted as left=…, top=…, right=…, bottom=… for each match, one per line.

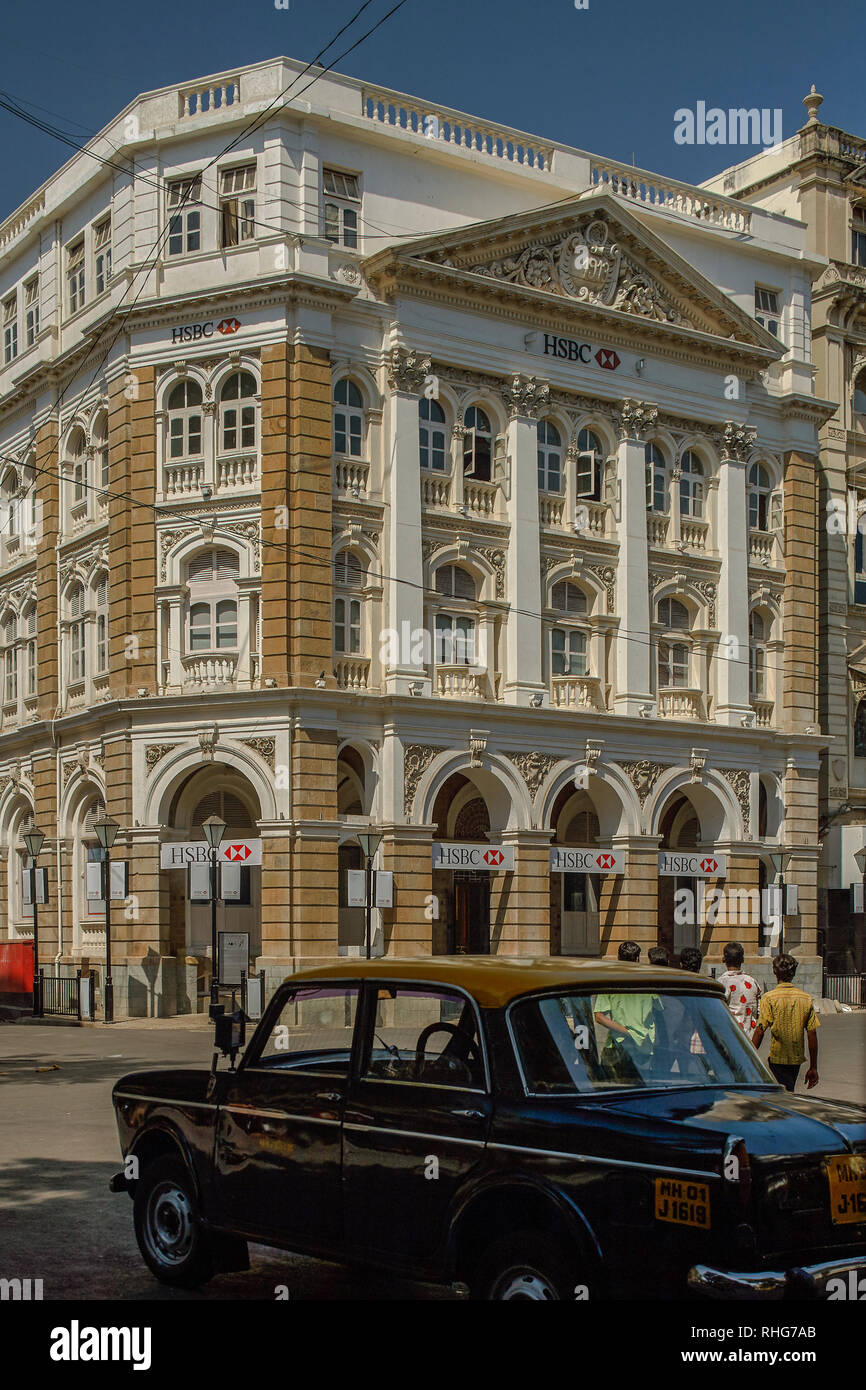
left=333, top=379, right=364, bottom=457
left=95, top=574, right=109, bottom=674
left=679, top=450, right=704, bottom=518
left=854, top=370, right=866, bottom=417
left=537, top=420, right=562, bottom=493
left=463, top=406, right=492, bottom=481
left=69, top=584, right=86, bottom=680
left=186, top=549, right=240, bottom=652
left=419, top=398, right=446, bottom=472
left=92, top=412, right=109, bottom=490
left=550, top=581, right=589, bottom=677
left=0, top=467, right=17, bottom=539
left=219, top=371, right=256, bottom=453
left=748, top=463, right=772, bottom=531
left=657, top=597, right=690, bottom=630
left=855, top=699, right=866, bottom=758
left=645, top=442, right=667, bottom=513
left=23, top=603, right=36, bottom=697
left=168, top=380, right=203, bottom=459
left=333, top=549, right=367, bottom=655
left=3, top=614, right=17, bottom=703
left=576, top=428, right=603, bottom=501
left=657, top=597, right=690, bottom=689
left=435, top=564, right=476, bottom=600
left=749, top=609, right=768, bottom=700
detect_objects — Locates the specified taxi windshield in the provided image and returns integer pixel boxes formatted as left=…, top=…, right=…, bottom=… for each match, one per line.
left=510, top=990, right=774, bottom=1093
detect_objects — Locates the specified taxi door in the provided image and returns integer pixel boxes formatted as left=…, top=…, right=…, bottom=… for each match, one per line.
left=342, top=980, right=492, bottom=1272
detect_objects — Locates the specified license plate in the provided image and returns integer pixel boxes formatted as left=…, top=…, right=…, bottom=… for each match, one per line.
left=654, top=1177, right=710, bottom=1229
left=826, top=1155, right=866, bottom=1225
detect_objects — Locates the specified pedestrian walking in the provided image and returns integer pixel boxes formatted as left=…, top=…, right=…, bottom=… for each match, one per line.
left=719, top=941, right=762, bottom=1040
left=751, top=953, right=819, bottom=1091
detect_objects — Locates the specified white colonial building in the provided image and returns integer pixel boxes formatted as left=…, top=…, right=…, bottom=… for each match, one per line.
left=0, top=57, right=829, bottom=1014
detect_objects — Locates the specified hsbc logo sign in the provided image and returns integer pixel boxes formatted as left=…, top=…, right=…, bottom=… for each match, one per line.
left=160, top=838, right=262, bottom=868
left=171, top=316, right=242, bottom=343
left=549, top=848, right=623, bottom=874
left=432, top=842, right=515, bottom=871
left=541, top=334, right=622, bottom=370
left=658, top=852, right=727, bottom=878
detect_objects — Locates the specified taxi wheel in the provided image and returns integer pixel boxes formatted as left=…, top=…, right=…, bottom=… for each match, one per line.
left=472, top=1231, right=582, bottom=1301
left=133, top=1155, right=215, bottom=1288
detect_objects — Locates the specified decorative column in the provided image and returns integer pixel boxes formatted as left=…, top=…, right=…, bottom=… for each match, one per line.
left=384, top=347, right=429, bottom=695
left=503, top=374, right=548, bottom=705
left=613, top=400, right=657, bottom=715
left=714, top=423, right=755, bottom=724
left=450, top=424, right=465, bottom=510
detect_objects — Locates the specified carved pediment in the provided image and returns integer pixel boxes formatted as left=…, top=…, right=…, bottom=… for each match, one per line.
left=365, top=194, right=779, bottom=355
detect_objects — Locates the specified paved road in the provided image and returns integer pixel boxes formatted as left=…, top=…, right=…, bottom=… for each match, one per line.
left=0, top=1013, right=863, bottom=1301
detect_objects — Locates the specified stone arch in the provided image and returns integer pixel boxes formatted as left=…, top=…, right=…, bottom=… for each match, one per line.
left=156, top=364, right=209, bottom=415
left=571, top=412, right=617, bottom=460
left=210, top=355, right=262, bottom=403
left=646, top=768, right=743, bottom=841
left=330, top=361, right=382, bottom=413
left=458, top=391, right=508, bottom=440
left=414, top=750, right=531, bottom=833
left=143, top=740, right=278, bottom=826
left=538, top=760, right=639, bottom=838
left=425, top=545, right=497, bottom=604
left=544, top=561, right=606, bottom=616
left=164, top=531, right=254, bottom=588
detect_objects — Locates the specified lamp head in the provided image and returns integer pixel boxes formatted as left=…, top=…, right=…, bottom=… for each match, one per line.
left=202, top=815, right=227, bottom=850
left=23, top=827, right=45, bottom=859
left=357, top=830, right=384, bottom=860
left=93, top=816, right=119, bottom=850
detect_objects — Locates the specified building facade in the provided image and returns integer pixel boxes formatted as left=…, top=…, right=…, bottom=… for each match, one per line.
left=0, top=58, right=828, bottom=1014
left=705, top=89, right=866, bottom=975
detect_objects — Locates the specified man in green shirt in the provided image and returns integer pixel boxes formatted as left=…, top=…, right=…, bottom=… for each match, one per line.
left=594, top=941, right=660, bottom=1082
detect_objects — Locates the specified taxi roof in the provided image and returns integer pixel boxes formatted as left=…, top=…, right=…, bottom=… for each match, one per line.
left=284, top=956, right=725, bottom=1010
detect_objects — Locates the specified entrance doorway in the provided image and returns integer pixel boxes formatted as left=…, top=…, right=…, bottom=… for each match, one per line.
left=451, top=872, right=490, bottom=954
left=657, top=794, right=700, bottom=964
left=561, top=871, right=601, bottom=955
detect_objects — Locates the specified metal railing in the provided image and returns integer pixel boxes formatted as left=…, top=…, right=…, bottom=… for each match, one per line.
left=40, top=971, right=95, bottom=1019
left=823, top=973, right=865, bottom=1006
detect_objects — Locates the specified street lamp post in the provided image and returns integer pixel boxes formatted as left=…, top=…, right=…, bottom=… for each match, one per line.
left=202, top=815, right=227, bottom=1004
left=852, top=848, right=866, bottom=971
left=769, top=850, right=793, bottom=957
left=23, top=827, right=45, bottom=1017
left=356, top=831, right=384, bottom=960
left=93, top=816, right=119, bottom=1023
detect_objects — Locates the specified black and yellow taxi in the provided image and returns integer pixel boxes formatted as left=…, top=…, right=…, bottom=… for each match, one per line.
left=110, top=956, right=866, bottom=1300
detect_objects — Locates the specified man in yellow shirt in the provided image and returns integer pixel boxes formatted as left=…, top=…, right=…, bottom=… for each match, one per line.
left=751, top=953, right=819, bottom=1092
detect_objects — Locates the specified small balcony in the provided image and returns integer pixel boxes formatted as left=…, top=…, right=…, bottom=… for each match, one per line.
left=658, top=686, right=705, bottom=720
left=216, top=453, right=258, bottom=491
left=647, top=513, right=669, bottom=547
left=334, top=458, right=370, bottom=500
left=679, top=518, right=708, bottom=552
left=163, top=461, right=204, bottom=499
left=541, top=495, right=609, bottom=536
left=751, top=698, right=774, bottom=728
left=550, top=674, right=606, bottom=710
left=462, top=479, right=499, bottom=517
left=749, top=529, right=779, bottom=567
left=334, top=656, right=371, bottom=690
left=435, top=664, right=487, bottom=699
left=422, top=473, right=451, bottom=509
left=181, top=652, right=237, bottom=688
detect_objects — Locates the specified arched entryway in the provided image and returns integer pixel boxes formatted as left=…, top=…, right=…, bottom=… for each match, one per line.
left=431, top=772, right=493, bottom=955
left=657, top=792, right=702, bottom=962
left=165, top=765, right=262, bottom=981
left=549, top=788, right=602, bottom=956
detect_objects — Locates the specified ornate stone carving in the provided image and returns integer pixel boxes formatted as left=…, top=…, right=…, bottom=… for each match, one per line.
left=620, top=760, right=671, bottom=805
left=478, top=547, right=506, bottom=599
left=403, top=743, right=440, bottom=817
left=388, top=347, right=431, bottom=395
left=690, top=747, right=708, bottom=782
left=584, top=740, right=604, bottom=770
left=694, top=580, right=718, bottom=628
left=458, top=216, right=682, bottom=323
left=199, top=725, right=219, bottom=761
left=507, top=750, right=559, bottom=800
left=721, top=768, right=751, bottom=831
left=159, top=528, right=195, bottom=581
left=145, top=744, right=175, bottom=772
left=468, top=731, right=487, bottom=768
left=222, top=521, right=261, bottom=572
left=588, top=564, right=616, bottom=612
left=62, top=760, right=79, bottom=787
left=506, top=375, right=550, bottom=420
left=242, top=737, right=276, bottom=769
left=715, top=422, right=757, bottom=462
left=616, top=399, right=659, bottom=441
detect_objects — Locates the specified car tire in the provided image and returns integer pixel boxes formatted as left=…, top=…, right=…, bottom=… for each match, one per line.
left=472, top=1230, right=585, bottom=1301
left=133, top=1155, right=215, bottom=1288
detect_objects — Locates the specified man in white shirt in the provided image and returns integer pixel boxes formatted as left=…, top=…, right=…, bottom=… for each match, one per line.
left=719, top=941, right=761, bottom=1039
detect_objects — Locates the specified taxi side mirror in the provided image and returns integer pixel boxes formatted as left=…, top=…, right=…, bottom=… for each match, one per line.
left=210, top=1005, right=246, bottom=1068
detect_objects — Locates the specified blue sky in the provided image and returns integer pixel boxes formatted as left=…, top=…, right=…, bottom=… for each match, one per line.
left=1, top=0, right=863, bottom=221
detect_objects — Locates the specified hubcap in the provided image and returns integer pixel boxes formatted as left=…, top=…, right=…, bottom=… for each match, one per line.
left=145, top=1181, right=194, bottom=1267
left=494, top=1267, right=559, bottom=1301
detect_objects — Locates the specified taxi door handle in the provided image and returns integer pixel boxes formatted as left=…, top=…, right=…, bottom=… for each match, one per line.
left=451, top=1108, right=484, bottom=1121
left=315, top=1091, right=342, bottom=1104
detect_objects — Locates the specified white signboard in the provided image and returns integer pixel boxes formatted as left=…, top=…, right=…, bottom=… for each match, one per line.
left=160, top=839, right=262, bottom=868
left=189, top=863, right=212, bottom=902
left=85, top=861, right=129, bottom=901
left=21, top=867, right=48, bottom=906
left=432, top=842, right=515, bottom=871
left=346, top=870, right=394, bottom=908
left=658, top=852, right=727, bottom=878
left=549, top=848, right=623, bottom=874
left=218, top=931, right=250, bottom=987
left=221, top=863, right=242, bottom=902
